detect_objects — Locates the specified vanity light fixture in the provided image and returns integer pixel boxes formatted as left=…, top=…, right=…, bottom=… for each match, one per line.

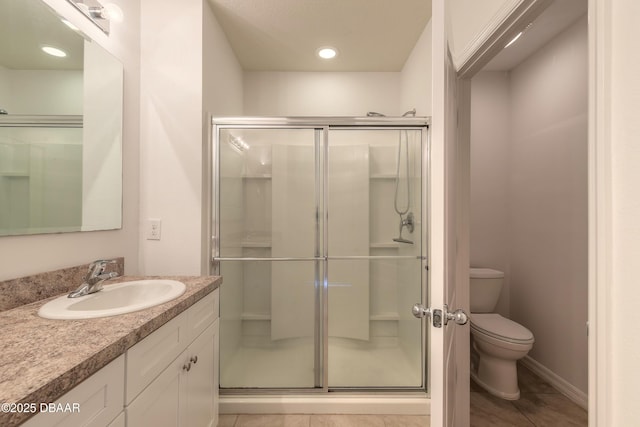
left=65, top=0, right=124, bottom=35
left=42, top=46, right=67, bottom=58
left=317, top=47, right=338, bottom=59
left=88, top=3, right=124, bottom=22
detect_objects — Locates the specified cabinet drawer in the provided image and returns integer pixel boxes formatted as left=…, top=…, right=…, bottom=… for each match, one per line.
left=126, top=312, right=188, bottom=404
left=22, top=355, right=124, bottom=427
left=187, top=289, right=219, bottom=343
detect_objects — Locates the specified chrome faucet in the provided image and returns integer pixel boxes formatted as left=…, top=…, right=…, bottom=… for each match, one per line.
left=68, top=259, right=119, bottom=298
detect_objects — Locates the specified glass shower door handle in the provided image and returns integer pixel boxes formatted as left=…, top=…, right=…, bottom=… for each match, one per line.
left=412, top=303, right=432, bottom=319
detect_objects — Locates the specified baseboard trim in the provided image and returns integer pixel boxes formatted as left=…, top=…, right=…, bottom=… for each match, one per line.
left=520, top=356, right=588, bottom=410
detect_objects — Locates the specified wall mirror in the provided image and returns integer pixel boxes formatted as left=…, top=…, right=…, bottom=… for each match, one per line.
left=0, top=0, right=123, bottom=236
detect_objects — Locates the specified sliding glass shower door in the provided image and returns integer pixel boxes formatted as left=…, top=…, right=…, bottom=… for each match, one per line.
left=212, top=119, right=427, bottom=392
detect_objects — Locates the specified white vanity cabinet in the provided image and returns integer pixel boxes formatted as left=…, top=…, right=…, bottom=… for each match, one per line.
left=126, top=289, right=219, bottom=427
left=21, top=288, right=220, bottom=427
left=22, top=355, right=125, bottom=427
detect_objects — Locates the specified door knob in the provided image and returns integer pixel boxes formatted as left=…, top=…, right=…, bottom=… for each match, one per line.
left=412, top=303, right=468, bottom=327
left=412, top=303, right=431, bottom=319
left=443, top=304, right=468, bottom=326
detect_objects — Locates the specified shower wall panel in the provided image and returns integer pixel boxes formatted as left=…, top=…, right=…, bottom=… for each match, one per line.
left=328, top=144, right=370, bottom=341
left=271, top=144, right=317, bottom=340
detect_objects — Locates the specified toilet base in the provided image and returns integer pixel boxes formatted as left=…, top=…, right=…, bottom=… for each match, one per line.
left=470, top=370, right=520, bottom=400
left=470, top=337, right=528, bottom=400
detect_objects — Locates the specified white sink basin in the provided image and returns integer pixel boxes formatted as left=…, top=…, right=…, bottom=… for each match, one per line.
left=38, top=279, right=186, bottom=320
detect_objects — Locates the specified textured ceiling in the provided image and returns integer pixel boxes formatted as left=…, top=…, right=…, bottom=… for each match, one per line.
left=207, top=0, right=433, bottom=72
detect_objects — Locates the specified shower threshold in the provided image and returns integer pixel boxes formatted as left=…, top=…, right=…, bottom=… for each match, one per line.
left=219, top=393, right=430, bottom=416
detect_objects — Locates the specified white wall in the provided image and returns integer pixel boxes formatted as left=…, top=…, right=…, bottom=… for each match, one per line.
left=203, top=2, right=243, bottom=117
left=608, top=0, right=640, bottom=423
left=401, top=20, right=433, bottom=116
left=0, top=0, right=140, bottom=281
left=139, top=0, right=203, bottom=275
left=470, top=16, right=588, bottom=395
left=243, top=72, right=400, bottom=116
left=469, top=71, right=511, bottom=317
left=139, top=0, right=243, bottom=276
left=509, top=15, right=588, bottom=394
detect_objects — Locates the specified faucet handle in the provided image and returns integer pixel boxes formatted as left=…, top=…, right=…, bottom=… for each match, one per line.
left=86, top=259, right=118, bottom=278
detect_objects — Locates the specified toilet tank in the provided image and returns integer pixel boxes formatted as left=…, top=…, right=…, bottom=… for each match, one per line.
left=470, top=268, right=504, bottom=313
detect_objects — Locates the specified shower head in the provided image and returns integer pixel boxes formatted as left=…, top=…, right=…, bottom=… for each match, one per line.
left=393, top=236, right=414, bottom=245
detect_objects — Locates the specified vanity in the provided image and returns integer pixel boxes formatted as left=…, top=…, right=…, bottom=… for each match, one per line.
left=0, top=274, right=221, bottom=427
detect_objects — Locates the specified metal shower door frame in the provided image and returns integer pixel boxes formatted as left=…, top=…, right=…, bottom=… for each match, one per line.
left=207, top=116, right=430, bottom=394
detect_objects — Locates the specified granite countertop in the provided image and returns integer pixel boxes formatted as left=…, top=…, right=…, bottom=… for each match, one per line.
left=0, top=275, right=221, bottom=427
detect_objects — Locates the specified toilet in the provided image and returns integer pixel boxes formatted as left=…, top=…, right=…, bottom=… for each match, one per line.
left=470, top=268, right=534, bottom=400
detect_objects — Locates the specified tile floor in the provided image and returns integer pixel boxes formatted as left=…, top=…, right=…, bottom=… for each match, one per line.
left=470, top=364, right=588, bottom=426
left=218, top=364, right=587, bottom=427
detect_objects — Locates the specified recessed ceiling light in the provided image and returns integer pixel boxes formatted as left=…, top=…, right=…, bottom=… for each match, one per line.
left=317, top=47, right=338, bottom=59
left=42, top=46, right=67, bottom=57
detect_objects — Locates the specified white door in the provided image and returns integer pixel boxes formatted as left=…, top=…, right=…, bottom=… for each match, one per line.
left=429, top=0, right=471, bottom=425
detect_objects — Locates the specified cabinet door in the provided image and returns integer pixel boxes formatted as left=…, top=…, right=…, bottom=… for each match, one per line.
left=126, top=350, right=188, bottom=427
left=186, top=319, right=219, bottom=427
left=126, top=312, right=188, bottom=404
left=22, top=355, right=124, bottom=427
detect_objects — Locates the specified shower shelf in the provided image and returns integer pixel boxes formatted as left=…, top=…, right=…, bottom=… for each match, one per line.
left=0, top=172, right=29, bottom=177
left=370, top=242, right=401, bottom=249
left=369, top=174, right=396, bottom=179
left=241, top=241, right=271, bottom=248
left=241, top=313, right=271, bottom=321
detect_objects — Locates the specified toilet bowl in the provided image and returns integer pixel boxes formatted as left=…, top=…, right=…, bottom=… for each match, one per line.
left=470, top=313, right=534, bottom=400
left=469, top=268, right=535, bottom=400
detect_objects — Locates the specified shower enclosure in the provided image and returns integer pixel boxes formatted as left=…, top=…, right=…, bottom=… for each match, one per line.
left=209, top=117, right=429, bottom=394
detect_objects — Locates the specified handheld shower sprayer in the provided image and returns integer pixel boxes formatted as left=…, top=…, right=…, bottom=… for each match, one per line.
left=367, top=108, right=417, bottom=245
left=392, top=111, right=416, bottom=244
left=393, top=212, right=415, bottom=244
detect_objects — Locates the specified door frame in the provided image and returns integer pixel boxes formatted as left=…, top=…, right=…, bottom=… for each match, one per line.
left=434, top=0, right=603, bottom=425
left=430, top=0, right=583, bottom=425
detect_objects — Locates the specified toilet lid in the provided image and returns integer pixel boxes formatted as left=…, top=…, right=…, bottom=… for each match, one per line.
left=471, top=313, right=534, bottom=343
